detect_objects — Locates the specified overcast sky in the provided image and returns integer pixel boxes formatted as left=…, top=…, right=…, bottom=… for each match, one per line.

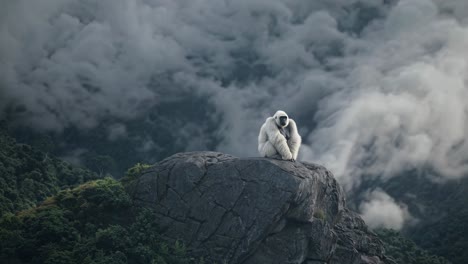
left=2, top=0, right=468, bottom=229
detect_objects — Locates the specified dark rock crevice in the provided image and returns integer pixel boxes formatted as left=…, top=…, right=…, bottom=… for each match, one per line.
left=126, top=151, right=394, bottom=264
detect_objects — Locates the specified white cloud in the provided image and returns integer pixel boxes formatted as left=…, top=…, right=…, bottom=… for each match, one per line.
left=307, top=0, right=468, bottom=187
left=359, top=189, right=412, bottom=230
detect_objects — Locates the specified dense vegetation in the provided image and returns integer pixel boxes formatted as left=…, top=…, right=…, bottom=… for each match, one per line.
left=376, top=229, right=452, bottom=264
left=0, top=126, right=100, bottom=216
left=0, top=178, right=192, bottom=264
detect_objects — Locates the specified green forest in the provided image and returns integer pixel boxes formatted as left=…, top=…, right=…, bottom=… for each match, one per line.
left=0, top=125, right=452, bottom=263
left=376, top=229, right=451, bottom=264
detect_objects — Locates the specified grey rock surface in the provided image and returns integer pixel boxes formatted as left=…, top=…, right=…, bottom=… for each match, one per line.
left=126, top=152, right=393, bottom=264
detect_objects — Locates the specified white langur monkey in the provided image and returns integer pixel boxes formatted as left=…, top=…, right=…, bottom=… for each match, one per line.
left=258, top=110, right=302, bottom=161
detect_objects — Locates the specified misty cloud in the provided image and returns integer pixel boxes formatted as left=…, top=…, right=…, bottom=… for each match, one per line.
left=306, top=0, right=468, bottom=189
left=359, top=189, right=412, bottom=230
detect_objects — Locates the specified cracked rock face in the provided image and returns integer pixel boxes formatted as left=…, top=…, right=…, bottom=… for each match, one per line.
left=126, top=152, right=393, bottom=264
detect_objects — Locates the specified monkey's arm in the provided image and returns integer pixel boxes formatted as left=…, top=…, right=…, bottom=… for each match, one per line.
left=265, top=118, right=292, bottom=160
left=287, top=119, right=302, bottom=160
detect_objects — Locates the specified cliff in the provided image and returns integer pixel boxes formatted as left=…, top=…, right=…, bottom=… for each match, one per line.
left=126, top=151, right=393, bottom=264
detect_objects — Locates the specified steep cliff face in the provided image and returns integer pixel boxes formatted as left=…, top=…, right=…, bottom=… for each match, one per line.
left=126, top=152, right=393, bottom=264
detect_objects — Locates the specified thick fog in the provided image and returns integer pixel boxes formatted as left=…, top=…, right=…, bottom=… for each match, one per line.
left=2, top=0, right=468, bottom=229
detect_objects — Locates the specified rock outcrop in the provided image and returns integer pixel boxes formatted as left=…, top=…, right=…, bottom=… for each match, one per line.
left=126, top=152, right=393, bottom=264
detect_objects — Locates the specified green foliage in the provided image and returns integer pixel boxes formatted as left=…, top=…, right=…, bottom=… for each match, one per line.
left=121, top=163, right=153, bottom=184
left=126, top=163, right=153, bottom=177
left=376, top=229, right=452, bottom=264
left=0, top=178, right=191, bottom=264
left=0, top=127, right=101, bottom=216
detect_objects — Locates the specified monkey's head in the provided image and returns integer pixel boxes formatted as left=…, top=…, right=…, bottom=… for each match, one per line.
left=274, top=110, right=289, bottom=128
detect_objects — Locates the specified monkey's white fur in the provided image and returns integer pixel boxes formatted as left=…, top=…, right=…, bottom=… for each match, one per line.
left=258, top=110, right=301, bottom=160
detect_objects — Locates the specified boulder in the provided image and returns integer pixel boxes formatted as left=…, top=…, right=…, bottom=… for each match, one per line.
left=126, top=152, right=393, bottom=264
